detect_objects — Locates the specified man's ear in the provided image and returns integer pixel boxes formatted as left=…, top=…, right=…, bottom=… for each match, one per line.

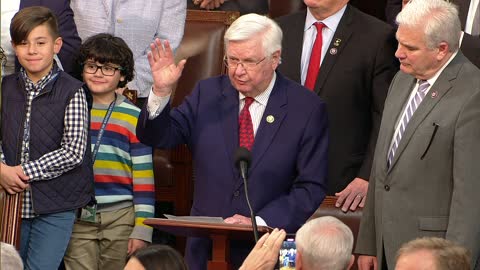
left=436, top=41, right=449, bottom=61
left=11, top=40, right=18, bottom=55
left=347, top=254, right=355, bottom=270
left=53, top=37, right=63, bottom=54
left=271, top=50, right=281, bottom=69
left=296, top=251, right=303, bottom=270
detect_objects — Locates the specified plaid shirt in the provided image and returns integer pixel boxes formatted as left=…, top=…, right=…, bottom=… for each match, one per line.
left=0, top=67, right=89, bottom=218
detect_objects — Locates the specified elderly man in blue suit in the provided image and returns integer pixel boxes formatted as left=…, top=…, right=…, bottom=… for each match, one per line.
left=136, top=13, right=328, bottom=270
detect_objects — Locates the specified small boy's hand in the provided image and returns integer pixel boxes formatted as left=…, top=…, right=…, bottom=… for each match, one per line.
left=127, top=238, right=148, bottom=255
left=148, top=38, right=186, bottom=97
left=0, top=163, right=29, bottom=194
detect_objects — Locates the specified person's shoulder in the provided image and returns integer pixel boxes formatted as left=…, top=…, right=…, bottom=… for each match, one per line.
left=56, top=70, right=83, bottom=85
left=196, top=75, right=229, bottom=92
left=348, top=5, right=394, bottom=34
left=275, top=9, right=306, bottom=28
left=277, top=72, right=325, bottom=106
left=116, top=95, right=142, bottom=115
left=456, top=57, right=480, bottom=87
left=1, top=72, right=20, bottom=83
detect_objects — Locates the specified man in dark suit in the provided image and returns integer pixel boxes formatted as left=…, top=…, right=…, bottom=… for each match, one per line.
left=385, top=0, right=480, bottom=68
left=136, top=14, right=328, bottom=270
left=356, top=0, right=480, bottom=269
left=276, top=0, right=398, bottom=211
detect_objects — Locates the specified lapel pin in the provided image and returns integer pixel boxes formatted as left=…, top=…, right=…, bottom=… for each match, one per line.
left=333, top=38, right=341, bottom=46
left=431, top=91, right=438, bottom=98
left=329, top=48, right=338, bottom=55
left=266, top=115, right=275, bottom=123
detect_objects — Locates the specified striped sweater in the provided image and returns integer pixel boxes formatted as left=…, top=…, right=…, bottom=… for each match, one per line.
left=90, top=94, right=155, bottom=242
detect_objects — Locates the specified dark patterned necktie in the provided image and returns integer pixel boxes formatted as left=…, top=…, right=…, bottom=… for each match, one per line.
left=239, top=97, right=255, bottom=150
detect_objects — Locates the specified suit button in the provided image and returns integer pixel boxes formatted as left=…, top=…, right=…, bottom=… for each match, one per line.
left=384, top=185, right=390, bottom=191
left=234, top=191, right=240, bottom=197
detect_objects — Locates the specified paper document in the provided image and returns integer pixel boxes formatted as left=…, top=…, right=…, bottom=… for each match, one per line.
left=164, top=214, right=225, bottom=224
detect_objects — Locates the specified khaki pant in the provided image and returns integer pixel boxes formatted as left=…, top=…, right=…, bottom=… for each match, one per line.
left=64, top=206, right=134, bottom=270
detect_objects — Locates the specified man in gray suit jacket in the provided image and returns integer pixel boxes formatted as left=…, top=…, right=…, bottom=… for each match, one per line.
left=355, top=0, right=480, bottom=269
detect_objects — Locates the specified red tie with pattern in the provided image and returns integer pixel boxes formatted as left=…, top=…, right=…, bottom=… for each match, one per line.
left=239, top=97, right=255, bottom=151
left=305, top=22, right=325, bottom=90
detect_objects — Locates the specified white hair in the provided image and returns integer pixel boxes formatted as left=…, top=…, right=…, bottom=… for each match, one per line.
left=1, top=242, right=24, bottom=270
left=296, top=216, right=354, bottom=270
left=224, top=13, right=282, bottom=57
left=396, top=0, right=461, bottom=51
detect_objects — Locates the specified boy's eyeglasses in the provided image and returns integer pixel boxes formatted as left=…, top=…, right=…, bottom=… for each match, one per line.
left=223, top=56, right=266, bottom=71
left=83, top=62, right=123, bottom=76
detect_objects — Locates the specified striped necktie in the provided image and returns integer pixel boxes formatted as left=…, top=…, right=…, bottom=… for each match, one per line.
left=387, top=80, right=430, bottom=168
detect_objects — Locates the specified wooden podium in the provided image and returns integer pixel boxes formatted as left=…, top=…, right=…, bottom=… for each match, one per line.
left=144, top=218, right=271, bottom=270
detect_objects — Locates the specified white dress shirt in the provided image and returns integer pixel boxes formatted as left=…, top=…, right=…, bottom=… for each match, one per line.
left=300, top=5, right=347, bottom=85
left=465, top=0, right=480, bottom=34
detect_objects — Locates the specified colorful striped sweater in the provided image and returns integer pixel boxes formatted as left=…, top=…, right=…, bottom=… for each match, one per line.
left=90, top=94, right=155, bottom=242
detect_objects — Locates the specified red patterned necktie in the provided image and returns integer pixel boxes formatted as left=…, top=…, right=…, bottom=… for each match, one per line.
left=239, top=97, right=255, bottom=151
left=305, top=22, right=325, bottom=90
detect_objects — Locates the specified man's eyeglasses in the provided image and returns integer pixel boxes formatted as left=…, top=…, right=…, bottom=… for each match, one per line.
left=224, top=56, right=266, bottom=71
left=83, top=62, right=123, bottom=76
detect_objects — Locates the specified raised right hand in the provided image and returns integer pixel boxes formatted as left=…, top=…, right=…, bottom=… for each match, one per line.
left=148, top=38, right=186, bottom=97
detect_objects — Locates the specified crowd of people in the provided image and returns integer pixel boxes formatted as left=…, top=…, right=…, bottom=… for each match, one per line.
left=1, top=0, right=480, bottom=269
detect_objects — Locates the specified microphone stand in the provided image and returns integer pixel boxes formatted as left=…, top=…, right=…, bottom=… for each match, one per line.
left=240, top=166, right=259, bottom=242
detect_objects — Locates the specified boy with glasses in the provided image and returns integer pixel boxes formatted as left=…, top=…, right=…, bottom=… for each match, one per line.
left=63, top=33, right=155, bottom=270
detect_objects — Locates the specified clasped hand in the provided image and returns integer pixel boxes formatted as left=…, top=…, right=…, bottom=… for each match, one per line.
left=0, top=163, right=29, bottom=194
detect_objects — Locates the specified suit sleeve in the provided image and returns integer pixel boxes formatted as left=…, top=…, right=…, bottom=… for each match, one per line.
left=354, top=72, right=402, bottom=256
left=357, top=27, right=399, bottom=180
left=354, top=158, right=378, bottom=256
left=447, top=87, right=480, bottom=267
left=136, top=82, right=197, bottom=149
left=256, top=101, right=328, bottom=232
left=53, top=0, right=82, bottom=77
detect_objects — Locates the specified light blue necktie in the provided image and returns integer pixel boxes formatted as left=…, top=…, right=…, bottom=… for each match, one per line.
left=387, top=80, right=430, bottom=168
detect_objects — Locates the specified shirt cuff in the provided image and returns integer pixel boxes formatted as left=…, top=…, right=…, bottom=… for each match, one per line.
left=147, top=87, right=170, bottom=119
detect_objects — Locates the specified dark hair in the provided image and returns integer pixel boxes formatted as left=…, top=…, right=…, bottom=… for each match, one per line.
left=127, top=245, right=188, bottom=270
left=10, top=6, right=59, bottom=45
left=78, top=33, right=134, bottom=88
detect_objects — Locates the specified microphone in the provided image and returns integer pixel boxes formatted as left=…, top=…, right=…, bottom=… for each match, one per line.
left=234, top=147, right=259, bottom=242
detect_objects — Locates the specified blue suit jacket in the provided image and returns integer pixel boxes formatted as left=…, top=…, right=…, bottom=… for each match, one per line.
left=137, top=72, right=328, bottom=269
